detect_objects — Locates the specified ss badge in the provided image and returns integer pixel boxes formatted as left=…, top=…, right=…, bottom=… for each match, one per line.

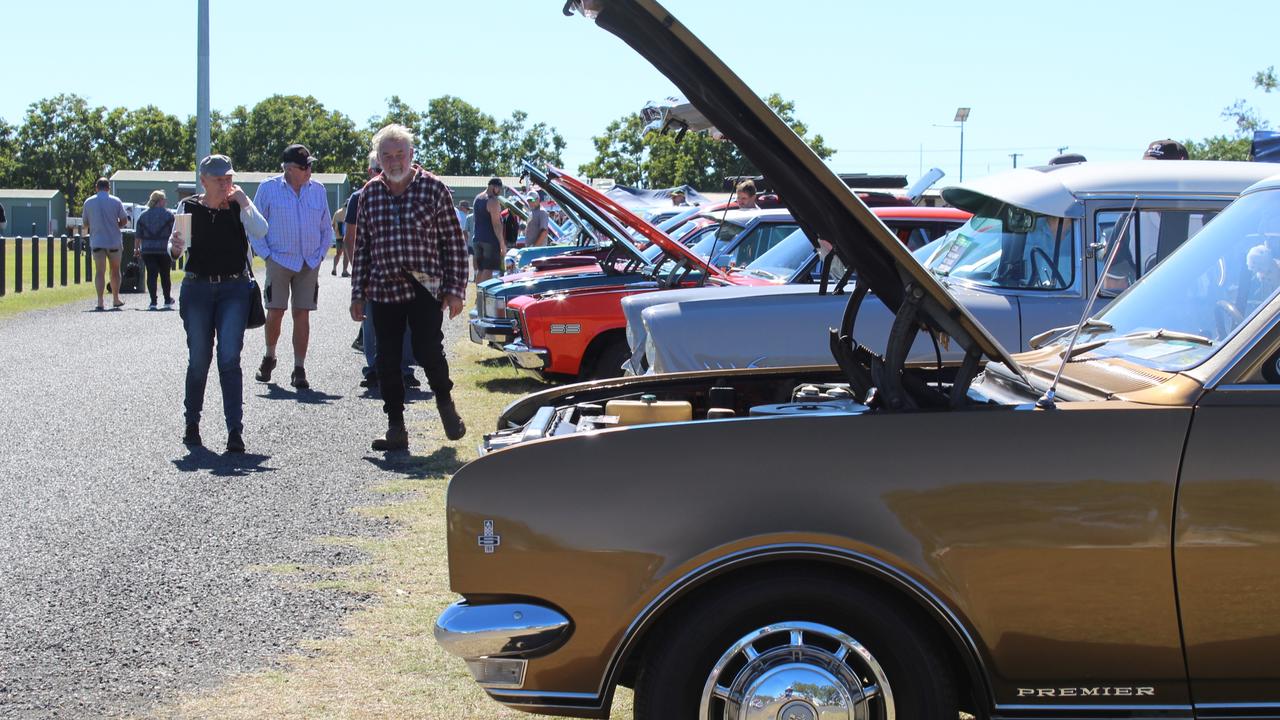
left=478, top=520, right=501, bottom=554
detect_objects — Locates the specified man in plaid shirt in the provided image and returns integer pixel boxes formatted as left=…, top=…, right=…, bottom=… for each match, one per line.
left=351, top=124, right=468, bottom=451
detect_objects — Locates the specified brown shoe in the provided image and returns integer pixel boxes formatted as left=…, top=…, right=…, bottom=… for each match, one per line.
left=439, top=401, right=466, bottom=441
left=372, top=424, right=409, bottom=451
left=255, top=355, right=277, bottom=382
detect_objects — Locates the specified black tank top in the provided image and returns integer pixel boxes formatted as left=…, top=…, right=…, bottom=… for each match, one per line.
left=180, top=196, right=249, bottom=276
left=472, top=192, right=499, bottom=246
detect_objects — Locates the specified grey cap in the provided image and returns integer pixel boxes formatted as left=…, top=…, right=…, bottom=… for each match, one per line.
left=198, top=154, right=235, bottom=177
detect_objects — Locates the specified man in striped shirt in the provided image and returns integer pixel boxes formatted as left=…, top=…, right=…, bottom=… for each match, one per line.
left=350, top=124, right=468, bottom=451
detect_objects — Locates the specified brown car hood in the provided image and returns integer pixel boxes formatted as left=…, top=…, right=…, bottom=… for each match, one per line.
left=572, top=0, right=1026, bottom=376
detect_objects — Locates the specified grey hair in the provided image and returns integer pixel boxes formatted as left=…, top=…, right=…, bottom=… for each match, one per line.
left=372, top=123, right=415, bottom=155
left=367, top=150, right=381, bottom=171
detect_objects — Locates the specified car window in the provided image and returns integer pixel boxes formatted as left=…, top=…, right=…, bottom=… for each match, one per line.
left=713, top=223, right=799, bottom=269
left=925, top=212, right=1076, bottom=291
left=1095, top=209, right=1218, bottom=297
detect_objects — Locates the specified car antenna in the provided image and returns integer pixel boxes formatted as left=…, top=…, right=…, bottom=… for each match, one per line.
left=1036, top=198, right=1139, bottom=409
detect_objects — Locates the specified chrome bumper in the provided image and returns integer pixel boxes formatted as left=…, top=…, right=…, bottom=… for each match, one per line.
left=503, top=340, right=550, bottom=371
left=435, top=600, right=572, bottom=689
left=469, top=316, right=517, bottom=347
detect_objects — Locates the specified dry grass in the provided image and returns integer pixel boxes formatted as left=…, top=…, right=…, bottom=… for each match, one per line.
left=149, top=300, right=636, bottom=720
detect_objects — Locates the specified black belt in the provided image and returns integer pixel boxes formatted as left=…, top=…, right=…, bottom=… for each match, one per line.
left=184, top=271, right=247, bottom=283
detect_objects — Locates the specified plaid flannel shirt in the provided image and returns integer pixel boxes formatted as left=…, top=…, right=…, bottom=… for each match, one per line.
left=351, top=166, right=469, bottom=304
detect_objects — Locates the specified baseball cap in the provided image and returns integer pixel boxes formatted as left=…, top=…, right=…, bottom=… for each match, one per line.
left=1143, top=140, right=1188, bottom=160
left=198, top=154, right=235, bottom=177
left=282, top=143, right=318, bottom=166
left=671, top=188, right=686, bottom=196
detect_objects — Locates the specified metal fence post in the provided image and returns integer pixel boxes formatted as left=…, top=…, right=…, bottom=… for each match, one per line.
left=0, top=237, right=6, bottom=296
left=15, top=236, right=23, bottom=293
left=45, top=236, right=54, bottom=289
left=84, top=239, right=92, bottom=281
left=60, top=236, right=68, bottom=286
left=31, top=236, right=39, bottom=291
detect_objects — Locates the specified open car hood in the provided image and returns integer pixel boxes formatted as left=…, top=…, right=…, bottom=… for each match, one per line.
left=568, top=0, right=1026, bottom=378
left=549, top=167, right=728, bottom=279
left=524, top=163, right=653, bottom=269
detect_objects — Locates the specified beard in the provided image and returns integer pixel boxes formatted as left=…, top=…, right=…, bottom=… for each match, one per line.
left=383, top=165, right=413, bottom=184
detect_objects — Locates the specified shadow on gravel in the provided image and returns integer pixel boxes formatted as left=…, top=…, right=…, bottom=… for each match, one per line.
left=476, top=356, right=511, bottom=368
left=364, top=445, right=465, bottom=479
left=172, top=446, right=276, bottom=477
left=480, top=376, right=546, bottom=394
left=257, top=384, right=343, bottom=405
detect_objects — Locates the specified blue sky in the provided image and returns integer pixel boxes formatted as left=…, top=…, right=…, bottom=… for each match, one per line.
left=5, top=1, right=1278, bottom=185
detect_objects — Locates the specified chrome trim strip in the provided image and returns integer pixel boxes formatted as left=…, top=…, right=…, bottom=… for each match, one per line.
left=595, top=543, right=994, bottom=712
left=434, top=601, right=571, bottom=660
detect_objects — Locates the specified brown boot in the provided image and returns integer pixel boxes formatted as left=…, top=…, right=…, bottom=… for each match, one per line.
left=372, top=423, right=409, bottom=451
left=438, top=401, right=466, bottom=441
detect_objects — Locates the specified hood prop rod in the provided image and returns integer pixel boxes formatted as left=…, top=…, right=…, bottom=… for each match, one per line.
left=1037, top=199, right=1138, bottom=409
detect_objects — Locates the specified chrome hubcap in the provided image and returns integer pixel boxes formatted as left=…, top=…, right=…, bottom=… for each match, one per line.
left=699, top=621, right=895, bottom=720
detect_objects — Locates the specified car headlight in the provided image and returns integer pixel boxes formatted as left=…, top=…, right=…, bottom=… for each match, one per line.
left=484, top=295, right=507, bottom=319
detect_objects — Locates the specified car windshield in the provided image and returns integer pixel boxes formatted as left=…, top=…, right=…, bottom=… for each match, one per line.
left=740, top=228, right=813, bottom=280
left=924, top=209, right=1076, bottom=291
left=1084, top=188, right=1280, bottom=372
left=687, top=221, right=747, bottom=260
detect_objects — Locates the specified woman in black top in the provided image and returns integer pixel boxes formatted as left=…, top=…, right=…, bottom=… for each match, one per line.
left=168, top=155, right=268, bottom=452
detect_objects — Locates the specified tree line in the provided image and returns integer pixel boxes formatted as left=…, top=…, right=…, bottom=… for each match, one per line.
left=0, top=93, right=568, bottom=209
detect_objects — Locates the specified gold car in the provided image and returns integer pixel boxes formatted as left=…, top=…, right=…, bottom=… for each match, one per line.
left=437, top=2, right=1280, bottom=718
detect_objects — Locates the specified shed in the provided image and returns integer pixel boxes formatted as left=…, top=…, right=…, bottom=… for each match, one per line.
left=438, top=175, right=523, bottom=208
left=0, top=189, right=67, bottom=236
left=109, top=170, right=351, bottom=215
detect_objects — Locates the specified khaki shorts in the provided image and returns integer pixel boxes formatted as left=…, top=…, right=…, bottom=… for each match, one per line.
left=263, top=258, right=319, bottom=311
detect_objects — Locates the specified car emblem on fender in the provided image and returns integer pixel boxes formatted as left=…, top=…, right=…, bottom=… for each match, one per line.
left=478, top=520, right=501, bottom=554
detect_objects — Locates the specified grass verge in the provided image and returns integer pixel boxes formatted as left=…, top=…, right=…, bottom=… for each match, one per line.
left=150, top=296, right=636, bottom=720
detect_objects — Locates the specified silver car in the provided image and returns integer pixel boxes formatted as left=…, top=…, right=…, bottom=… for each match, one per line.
left=627, top=160, right=1280, bottom=374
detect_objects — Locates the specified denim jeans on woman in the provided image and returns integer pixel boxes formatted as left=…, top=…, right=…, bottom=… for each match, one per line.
left=180, top=278, right=252, bottom=433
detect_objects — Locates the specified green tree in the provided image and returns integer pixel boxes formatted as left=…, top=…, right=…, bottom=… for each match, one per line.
left=220, top=95, right=365, bottom=179
left=1184, top=135, right=1252, bottom=161
left=0, top=118, right=18, bottom=189
left=418, top=95, right=501, bottom=176
left=579, top=94, right=834, bottom=190
left=495, top=110, right=566, bottom=176
left=13, top=94, right=108, bottom=208
left=183, top=109, right=229, bottom=167
left=103, top=105, right=189, bottom=172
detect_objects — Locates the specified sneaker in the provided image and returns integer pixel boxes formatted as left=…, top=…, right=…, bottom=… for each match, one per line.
left=148, top=302, right=158, bottom=311
left=164, top=298, right=175, bottom=308
left=438, top=401, right=467, bottom=441
left=255, top=356, right=277, bottom=382
left=341, top=271, right=350, bottom=278
left=404, top=374, right=421, bottom=388
left=183, top=423, right=202, bottom=447
left=226, top=432, right=245, bottom=453
left=359, top=374, right=379, bottom=388
left=371, top=424, right=409, bottom=451
left=331, top=268, right=337, bottom=276
left=290, top=366, right=310, bottom=390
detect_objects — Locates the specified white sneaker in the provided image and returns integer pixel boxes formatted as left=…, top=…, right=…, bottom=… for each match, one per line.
left=148, top=302, right=158, bottom=310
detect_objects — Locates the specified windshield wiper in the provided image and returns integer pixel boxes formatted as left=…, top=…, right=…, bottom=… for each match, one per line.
left=746, top=268, right=783, bottom=281
left=1028, top=318, right=1113, bottom=349
left=1063, top=328, right=1213, bottom=360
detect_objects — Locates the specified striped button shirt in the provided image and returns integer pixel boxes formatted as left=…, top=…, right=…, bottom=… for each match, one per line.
left=250, top=175, right=331, bottom=271
left=351, top=166, right=468, bottom=304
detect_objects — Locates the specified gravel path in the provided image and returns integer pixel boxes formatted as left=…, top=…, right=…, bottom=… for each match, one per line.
left=0, top=269, right=466, bottom=718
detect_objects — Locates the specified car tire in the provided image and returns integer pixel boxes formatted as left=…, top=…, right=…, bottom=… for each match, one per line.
left=585, top=337, right=630, bottom=380
left=633, top=570, right=957, bottom=720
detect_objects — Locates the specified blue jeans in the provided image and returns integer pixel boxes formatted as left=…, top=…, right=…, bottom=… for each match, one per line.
left=362, top=300, right=413, bottom=378
left=180, top=278, right=252, bottom=433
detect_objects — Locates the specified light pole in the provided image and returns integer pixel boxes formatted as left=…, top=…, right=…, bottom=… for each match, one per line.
left=196, top=0, right=210, bottom=176
left=954, top=107, right=970, bottom=182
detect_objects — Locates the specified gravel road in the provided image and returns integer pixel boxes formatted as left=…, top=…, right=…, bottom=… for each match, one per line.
left=0, top=270, right=465, bottom=718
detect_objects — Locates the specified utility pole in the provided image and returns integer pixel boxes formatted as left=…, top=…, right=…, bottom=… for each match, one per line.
left=954, top=107, right=970, bottom=182
left=1057, top=145, right=1068, bottom=155
left=196, top=0, right=210, bottom=175
left=1009, top=152, right=1023, bottom=168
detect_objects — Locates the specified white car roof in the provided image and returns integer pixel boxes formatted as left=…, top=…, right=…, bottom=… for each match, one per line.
left=700, top=208, right=794, bottom=225
left=943, top=160, right=1280, bottom=218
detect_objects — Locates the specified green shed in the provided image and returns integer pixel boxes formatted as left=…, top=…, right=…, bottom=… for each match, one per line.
left=109, top=170, right=351, bottom=215
left=0, top=189, right=67, bottom=236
